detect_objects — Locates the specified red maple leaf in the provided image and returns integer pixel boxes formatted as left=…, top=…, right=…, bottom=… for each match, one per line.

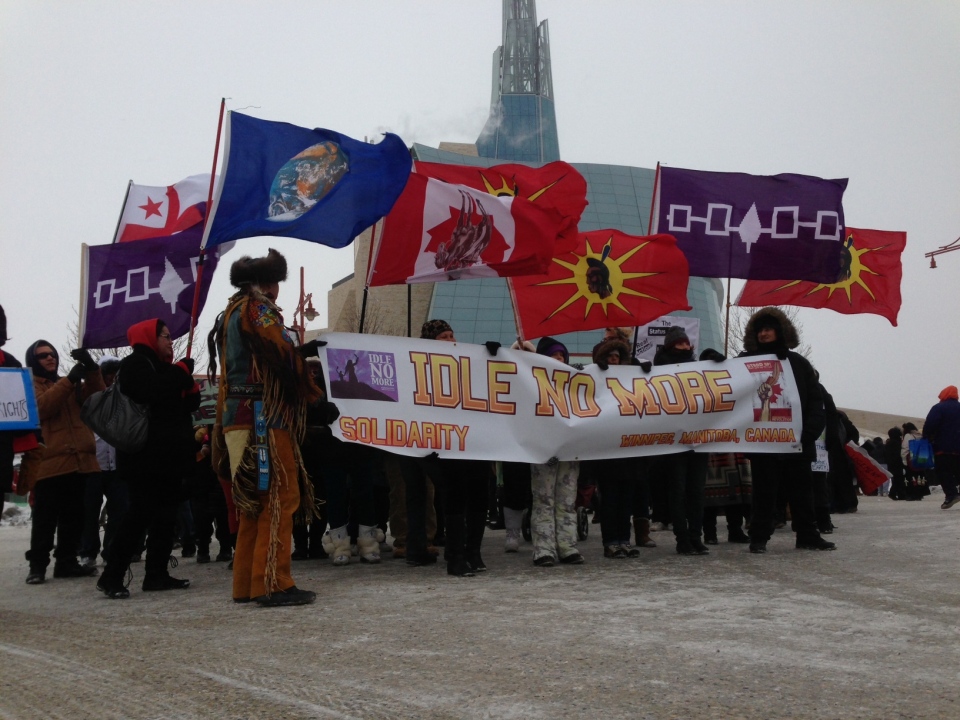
left=769, top=383, right=783, bottom=403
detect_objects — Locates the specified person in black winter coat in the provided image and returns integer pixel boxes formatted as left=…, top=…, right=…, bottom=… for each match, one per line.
left=738, top=307, right=835, bottom=553
left=97, top=318, right=200, bottom=598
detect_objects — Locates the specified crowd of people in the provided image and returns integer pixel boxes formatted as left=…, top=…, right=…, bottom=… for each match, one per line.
left=2, top=252, right=958, bottom=609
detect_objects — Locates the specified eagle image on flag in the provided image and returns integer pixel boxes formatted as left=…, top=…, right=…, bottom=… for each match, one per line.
left=508, top=229, right=691, bottom=339
left=113, top=174, right=211, bottom=243
left=652, top=166, right=848, bottom=282
left=201, top=112, right=411, bottom=250
left=368, top=172, right=568, bottom=286
left=413, top=160, right=588, bottom=254
left=736, top=227, right=906, bottom=326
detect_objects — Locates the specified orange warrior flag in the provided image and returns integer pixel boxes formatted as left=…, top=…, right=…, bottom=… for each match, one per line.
left=508, top=229, right=691, bottom=339
left=737, top=227, right=906, bottom=326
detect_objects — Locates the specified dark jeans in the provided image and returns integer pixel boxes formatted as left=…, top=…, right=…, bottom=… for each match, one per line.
left=749, top=453, right=821, bottom=544
left=192, top=479, right=231, bottom=551
left=597, top=477, right=634, bottom=546
left=501, top=462, right=532, bottom=512
left=398, top=455, right=430, bottom=558
left=79, top=470, right=129, bottom=560
left=103, top=476, right=179, bottom=582
left=667, top=451, right=708, bottom=540
left=648, top=457, right=671, bottom=525
left=325, top=446, right=377, bottom=529
left=936, top=454, right=960, bottom=499
left=28, top=472, right=88, bottom=571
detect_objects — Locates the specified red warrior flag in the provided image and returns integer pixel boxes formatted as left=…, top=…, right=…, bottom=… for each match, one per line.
left=509, top=229, right=691, bottom=340
left=736, top=227, right=906, bottom=326
left=368, top=172, right=568, bottom=286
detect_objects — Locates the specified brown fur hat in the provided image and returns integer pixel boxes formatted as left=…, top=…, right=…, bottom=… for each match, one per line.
left=742, top=306, right=799, bottom=352
left=229, top=248, right=288, bottom=288
left=593, top=337, right=631, bottom=365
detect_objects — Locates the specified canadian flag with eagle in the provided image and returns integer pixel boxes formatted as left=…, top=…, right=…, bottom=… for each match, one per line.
left=367, top=160, right=588, bottom=286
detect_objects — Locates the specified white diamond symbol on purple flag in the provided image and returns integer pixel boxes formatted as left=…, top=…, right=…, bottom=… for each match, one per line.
left=159, top=257, right=188, bottom=313
left=737, top=203, right=763, bottom=253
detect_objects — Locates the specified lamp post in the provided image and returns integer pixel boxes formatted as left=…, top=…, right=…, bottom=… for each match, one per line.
left=925, top=236, right=960, bottom=269
left=293, top=266, right=319, bottom=345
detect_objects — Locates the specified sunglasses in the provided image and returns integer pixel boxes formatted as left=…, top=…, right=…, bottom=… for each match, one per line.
left=35, top=352, right=57, bottom=360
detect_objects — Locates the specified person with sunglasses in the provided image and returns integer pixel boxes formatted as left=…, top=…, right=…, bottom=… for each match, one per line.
left=23, top=340, right=104, bottom=584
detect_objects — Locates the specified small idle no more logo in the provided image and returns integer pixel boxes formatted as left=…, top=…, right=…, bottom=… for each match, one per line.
left=666, top=202, right=841, bottom=252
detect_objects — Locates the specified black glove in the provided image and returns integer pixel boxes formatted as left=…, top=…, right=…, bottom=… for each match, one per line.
left=70, top=348, right=99, bottom=371
left=299, top=339, right=327, bottom=358
left=700, top=349, right=726, bottom=363
left=484, top=341, right=501, bottom=357
left=324, top=401, right=340, bottom=425
left=424, top=451, right=439, bottom=460
left=775, top=349, right=788, bottom=360
left=178, top=357, right=196, bottom=374
left=638, top=360, right=652, bottom=373
left=596, top=356, right=609, bottom=371
left=66, top=364, right=85, bottom=384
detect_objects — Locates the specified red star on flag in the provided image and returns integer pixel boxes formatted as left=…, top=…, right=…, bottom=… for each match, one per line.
left=139, top=196, right=164, bottom=219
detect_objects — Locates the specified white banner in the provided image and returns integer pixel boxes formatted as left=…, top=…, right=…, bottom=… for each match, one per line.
left=318, top=333, right=804, bottom=463
left=0, top=368, right=39, bottom=431
left=632, top=315, right=701, bottom=362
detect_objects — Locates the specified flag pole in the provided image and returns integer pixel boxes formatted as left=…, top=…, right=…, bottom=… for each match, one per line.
left=359, top=220, right=379, bottom=333
left=186, top=98, right=226, bottom=358
left=110, top=180, right=133, bottom=244
left=78, top=244, right=90, bottom=347
left=646, top=163, right=661, bottom=235
left=506, top=278, right=526, bottom=345
left=407, top=284, right=412, bottom=337
left=723, top=224, right=735, bottom=356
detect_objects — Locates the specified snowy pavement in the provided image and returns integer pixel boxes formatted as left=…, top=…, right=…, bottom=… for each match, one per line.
left=1, top=495, right=959, bottom=719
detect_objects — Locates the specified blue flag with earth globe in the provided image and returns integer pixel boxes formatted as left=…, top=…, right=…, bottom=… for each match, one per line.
left=201, top=112, right=411, bottom=250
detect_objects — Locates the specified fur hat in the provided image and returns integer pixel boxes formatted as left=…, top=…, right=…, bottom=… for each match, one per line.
left=229, top=248, right=288, bottom=288
left=663, top=326, right=689, bottom=350
left=593, top=338, right=631, bottom=365
left=421, top=319, right=453, bottom=340
left=742, top=307, right=800, bottom=352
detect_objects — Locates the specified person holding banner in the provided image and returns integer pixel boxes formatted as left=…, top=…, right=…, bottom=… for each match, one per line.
left=739, top=308, right=835, bottom=553
left=24, top=341, right=104, bottom=584
left=208, top=249, right=322, bottom=607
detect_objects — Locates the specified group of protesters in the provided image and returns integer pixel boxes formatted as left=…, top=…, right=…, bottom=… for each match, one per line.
left=3, top=249, right=959, bottom=609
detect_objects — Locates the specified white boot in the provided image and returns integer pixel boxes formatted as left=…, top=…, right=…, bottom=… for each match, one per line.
left=504, top=508, right=524, bottom=553
left=322, top=525, right=351, bottom=566
left=357, top=525, right=384, bottom=564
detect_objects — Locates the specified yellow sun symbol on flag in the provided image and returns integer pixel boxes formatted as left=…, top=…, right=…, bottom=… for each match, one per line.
left=538, top=237, right=661, bottom=319
left=479, top=173, right=557, bottom=201
left=774, top=234, right=884, bottom=303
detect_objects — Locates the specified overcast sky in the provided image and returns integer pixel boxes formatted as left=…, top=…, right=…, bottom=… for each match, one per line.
left=2, top=1, right=958, bottom=418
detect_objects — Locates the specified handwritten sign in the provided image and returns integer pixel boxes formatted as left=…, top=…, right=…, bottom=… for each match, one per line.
left=0, top=368, right=40, bottom=431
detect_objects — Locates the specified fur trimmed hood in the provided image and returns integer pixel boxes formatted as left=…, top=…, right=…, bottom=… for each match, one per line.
left=229, top=248, right=288, bottom=288
left=742, top=306, right=799, bottom=352
left=592, top=337, right=631, bottom=365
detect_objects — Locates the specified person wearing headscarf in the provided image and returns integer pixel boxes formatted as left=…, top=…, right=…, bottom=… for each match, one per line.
left=207, top=249, right=325, bottom=606
left=923, top=386, right=960, bottom=509
left=23, top=340, right=103, bottom=583
left=739, top=307, right=834, bottom=553
left=96, top=319, right=199, bottom=598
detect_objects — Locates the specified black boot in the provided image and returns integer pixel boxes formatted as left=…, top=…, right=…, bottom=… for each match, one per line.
left=727, top=525, right=751, bottom=543
left=465, top=510, right=488, bottom=573
left=445, top=515, right=474, bottom=577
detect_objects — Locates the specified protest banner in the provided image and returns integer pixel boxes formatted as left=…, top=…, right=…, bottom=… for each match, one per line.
left=0, top=368, right=39, bottom=431
left=317, top=333, right=804, bottom=463
left=632, top=316, right=701, bottom=363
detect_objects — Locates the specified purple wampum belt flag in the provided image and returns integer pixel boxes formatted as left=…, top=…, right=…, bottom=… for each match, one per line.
left=651, top=167, right=848, bottom=282
left=79, top=226, right=218, bottom=348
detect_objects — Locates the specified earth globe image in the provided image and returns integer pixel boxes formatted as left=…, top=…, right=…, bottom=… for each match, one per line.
left=267, top=141, right=349, bottom=221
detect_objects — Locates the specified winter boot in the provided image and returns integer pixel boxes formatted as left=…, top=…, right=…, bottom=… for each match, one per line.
left=727, top=525, right=751, bottom=543
left=357, top=525, right=384, bottom=564
left=465, top=510, right=488, bottom=572
left=503, top=507, right=524, bottom=553
left=321, top=525, right=352, bottom=566
left=634, top=516, right=657, bottom=548
left=444, top=515, right=474, bottom=577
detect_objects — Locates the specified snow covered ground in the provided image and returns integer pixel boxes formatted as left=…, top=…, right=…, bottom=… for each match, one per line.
left=1, top=495, right=958, bottom=719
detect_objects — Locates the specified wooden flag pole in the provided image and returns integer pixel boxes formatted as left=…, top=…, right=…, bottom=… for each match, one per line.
left=358, top=220, right=379, bottom=333
left=407, top=284, right=412, bottom=337
left=186, top=98, right=226, bottom=358
left=505, top=278, right=526, bottom=345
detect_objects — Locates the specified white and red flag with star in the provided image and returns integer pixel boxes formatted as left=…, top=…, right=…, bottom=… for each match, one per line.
left=368, top=172, right=568, bottom=286
left=113, top=174, right=212, bottom=242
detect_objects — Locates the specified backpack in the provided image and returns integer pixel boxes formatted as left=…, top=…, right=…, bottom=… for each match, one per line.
left=907, top=437, right=935, bottom=472
left=80, top=365, right=151, bottom=453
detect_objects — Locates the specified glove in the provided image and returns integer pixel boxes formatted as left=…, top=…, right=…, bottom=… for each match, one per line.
left=484, top=341, right=501, bottom=357
left=776, top=349, right=788, bottom=360
left=177, top=357, right=196, bottom=374
left=66, top=364, right=85, bottom=384
left=638, top=361, right=652, bottom=373
left=324, top=401, right=340, bottom=425
left=424, top=451, right=439, bottom=460
left=596, top=356, right=609, bottom=371
left=70, top=348, right=99, bottom=371
left=299, top=339, right=327, bottom=358
left=546, top=456, right=559, bottom=467
left=700, top=349, right=726, bottom=363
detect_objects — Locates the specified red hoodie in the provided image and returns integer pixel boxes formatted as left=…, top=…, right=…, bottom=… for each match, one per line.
left=127, top=318, right=164, bottom=359
left=939, top=386, right=959, bottom=402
